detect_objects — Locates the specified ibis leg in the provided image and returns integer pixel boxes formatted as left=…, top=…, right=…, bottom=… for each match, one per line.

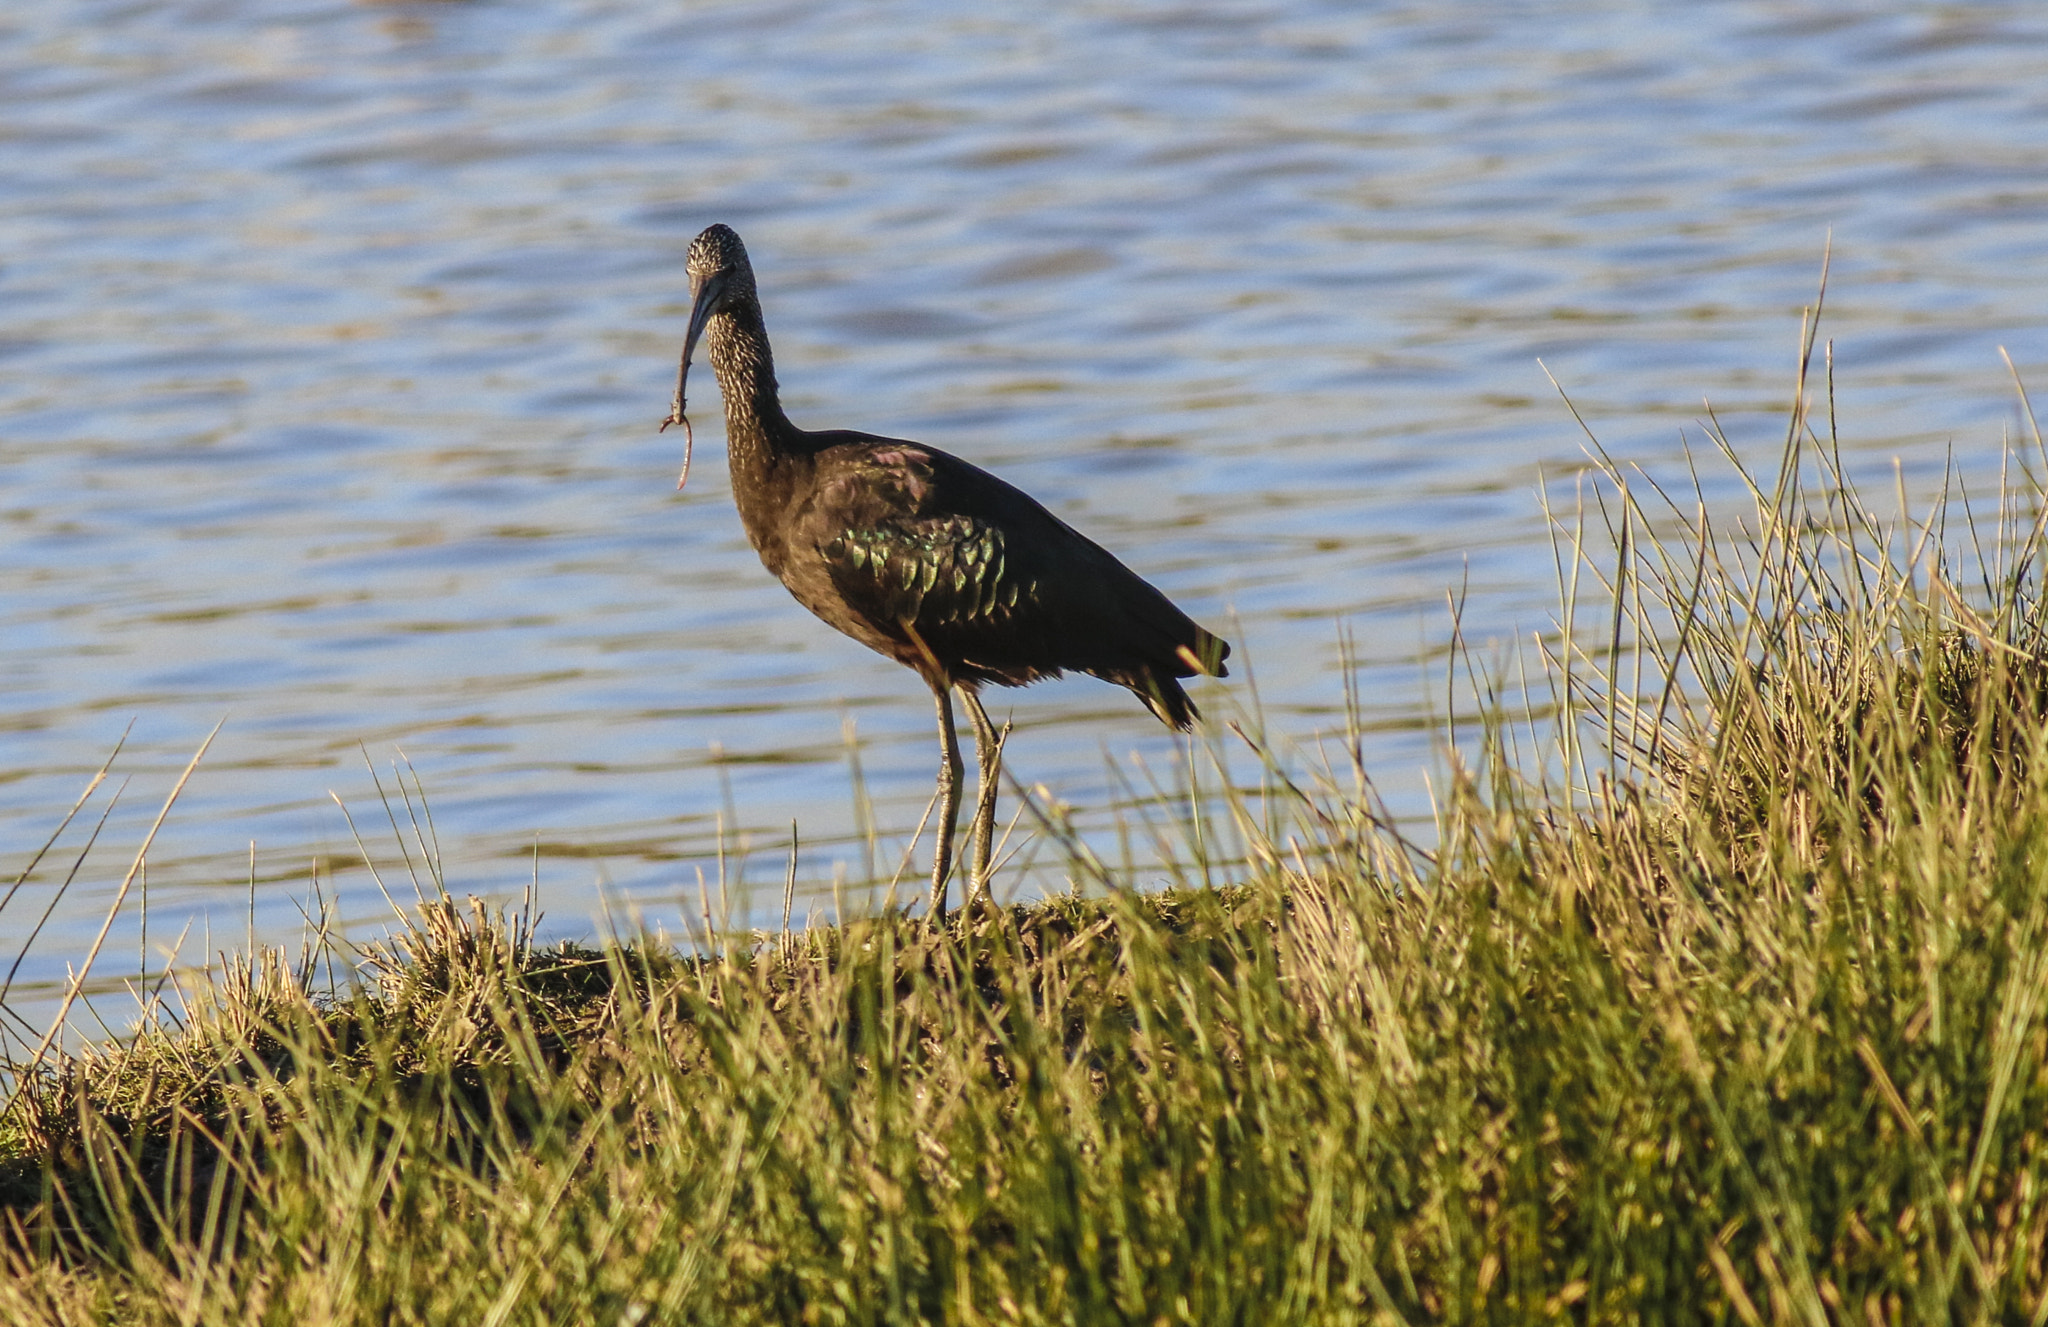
left=929, top=683, right=964, bottom=920
left=960, top=688, right=1005, bottom=906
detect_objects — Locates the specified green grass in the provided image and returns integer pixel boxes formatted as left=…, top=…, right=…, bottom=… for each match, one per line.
left=9, top=318, right=2048, bottom=1323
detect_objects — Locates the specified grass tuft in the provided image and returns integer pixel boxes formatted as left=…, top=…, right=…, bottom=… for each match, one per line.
left=9, top=326, right=2048, bottom=1322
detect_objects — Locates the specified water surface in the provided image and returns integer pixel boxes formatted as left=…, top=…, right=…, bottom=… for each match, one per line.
left=4, top=0, right=2047, bottom=1000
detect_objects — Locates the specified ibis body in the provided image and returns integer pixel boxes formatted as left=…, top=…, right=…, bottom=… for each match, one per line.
left=668, top=224, right=1229, bottom=912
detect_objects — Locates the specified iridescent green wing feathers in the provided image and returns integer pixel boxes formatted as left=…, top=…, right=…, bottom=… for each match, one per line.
left=823, top=516, right=1034, bottom=630
left=803, top=441, right=1046, bottom=646
left=795, top=434, right=1227, bottom=715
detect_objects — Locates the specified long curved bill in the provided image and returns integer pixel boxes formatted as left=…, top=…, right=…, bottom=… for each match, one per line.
left=659, top=272, right=720, bottom=490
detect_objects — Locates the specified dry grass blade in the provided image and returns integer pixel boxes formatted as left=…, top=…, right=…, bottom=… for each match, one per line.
left=3, top=721, right=221, bottom=1125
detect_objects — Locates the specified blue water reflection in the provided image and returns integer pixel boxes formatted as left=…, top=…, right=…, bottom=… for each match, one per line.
left=1, top=0, right=2045, bottom=999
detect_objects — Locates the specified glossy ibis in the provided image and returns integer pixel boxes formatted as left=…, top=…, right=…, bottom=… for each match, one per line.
left=664, top=223, right=1228, bottom=916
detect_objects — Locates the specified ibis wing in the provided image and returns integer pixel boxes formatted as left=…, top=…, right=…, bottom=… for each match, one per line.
left=795, top=434, right=1227, bottom=691
left=799, top=443, right=1048, bottom=656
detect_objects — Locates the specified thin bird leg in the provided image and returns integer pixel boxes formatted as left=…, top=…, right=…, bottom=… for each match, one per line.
left=928, top=681, right=964, bottom=921
left=959, top=688, right=1007, bottom=907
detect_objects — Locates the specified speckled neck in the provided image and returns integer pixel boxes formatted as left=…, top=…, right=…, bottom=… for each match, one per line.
left=709, top=292, right=787, bottom=436
left=705, top=293, right=802, bottom=547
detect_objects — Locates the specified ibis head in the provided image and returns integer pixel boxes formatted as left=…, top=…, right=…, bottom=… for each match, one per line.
left=679, top=226, right=754, bottom=400
left=663, top=223, right=761, bottom=482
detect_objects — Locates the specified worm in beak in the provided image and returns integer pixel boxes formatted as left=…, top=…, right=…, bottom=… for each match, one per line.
left=659, top=268, right=723, bottom=489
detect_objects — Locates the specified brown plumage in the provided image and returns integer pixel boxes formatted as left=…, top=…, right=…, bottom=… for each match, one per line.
left=666, top=223, right=1229, bottom=915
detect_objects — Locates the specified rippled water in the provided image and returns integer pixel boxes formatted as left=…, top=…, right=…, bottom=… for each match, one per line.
left=4, top=0, right=2047, bottom=997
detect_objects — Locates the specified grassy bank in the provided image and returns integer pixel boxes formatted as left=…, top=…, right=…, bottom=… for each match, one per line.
left=9, top=333, right=2048, bottom=1323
